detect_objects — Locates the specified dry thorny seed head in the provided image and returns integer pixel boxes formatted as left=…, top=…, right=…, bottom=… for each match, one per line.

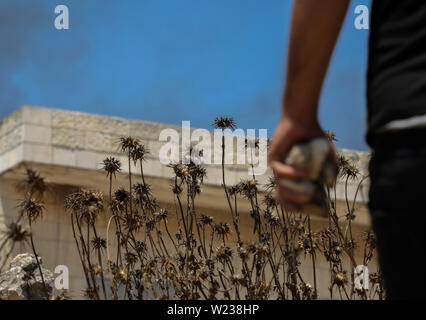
left=262, top=193, right=276, bottom=209
left=50, top=290, right=71, bottom=300
left=168, top=162, right=187, bottom=179
left=132, top=241, right=147, bottom=256
left=214, top=245, right=233, bottom=261
left=131, top=144, right=149, bottom=163
left=227, top=185, right=240, bottom=197
left=114, top=188, right=130, bottom=204
left=83, top=287, right=97, bottom=300
left=21, top=169, right=48, bottom=198
left=325, top=131, right=338, bottom=143
left=64, top=190, right=104, bottom=222
left=333, top=272, right=348, bottom=287
left=125, top=252, right=138, bottom=265
left=362, top=231, right=376, bottom=248
left=255, top=243, right=269, bottom=257
left=102, top=157, right=121, bottom=178
left=337, top=154, right=360, bottom=180
left=213, top=222, right=232, bottom=239
left=154, top=209, right=170, bottom=221
left=116, top=269, right=128, bottom=283
left=91, top=236, right=107, bottom=251
left=119, top=136, right=140, bottom=153
left=263, top=209, right=280, bottom=227
left=237, top=179, right=258, bottom=199
left=20, top=198, right=44, bottom=222
left=133, top=182, right=152, bottom=199
left=123, top=213, right=144, bottom=232
left=91, top=265, right=102, bottom=276
left=6, top=222, right=31, bottom=242
left=231, top=274, right=246, bottom=286
left=200, top=214, right=213, bottom=226
left=187, top=163, right=207, bottom=182
left=213, top=117, right=236, bottom=130
left=238, top=245, right=249, bottom=260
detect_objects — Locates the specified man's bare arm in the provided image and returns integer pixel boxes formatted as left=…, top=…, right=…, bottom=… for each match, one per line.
left=269, top=0, right=350, bottom=209
left=283, top=0, right=350, bottom=124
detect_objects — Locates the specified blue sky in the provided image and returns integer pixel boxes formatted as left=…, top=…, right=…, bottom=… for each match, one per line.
left=0, top=0, right=371, bottom=151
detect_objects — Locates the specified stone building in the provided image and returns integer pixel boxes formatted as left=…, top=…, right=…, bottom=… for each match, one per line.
left=0, top=105, right=374, bottom=299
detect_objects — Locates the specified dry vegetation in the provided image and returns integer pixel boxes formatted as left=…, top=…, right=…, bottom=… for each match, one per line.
left=0, top=117, right=384, bottom=300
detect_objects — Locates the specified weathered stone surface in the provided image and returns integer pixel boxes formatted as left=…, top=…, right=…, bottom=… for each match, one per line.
left=21, top=105, right=52, bottom=127
left=0, top=108, right=23, bottom=137
left=85, top=132, right=118, bottom=153
left=52, top=127, right=85, bottom=149
left=0, top=253, right=54, bottom=300
left=131, top=120, right=179, bottom=142
left=52, top=109, right=76, bottom=129
left=0, top=126, right=23, bottom=155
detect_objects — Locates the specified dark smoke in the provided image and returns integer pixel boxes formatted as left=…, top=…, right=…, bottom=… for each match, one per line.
left=0, top=0, right=88, bottom=119
left=0, top=1, right=51, bottom=117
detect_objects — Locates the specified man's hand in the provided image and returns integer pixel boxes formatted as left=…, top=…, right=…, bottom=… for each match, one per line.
left=268, top=116, right=338, bottom=210
left=270, top=0, right=349, bottom=210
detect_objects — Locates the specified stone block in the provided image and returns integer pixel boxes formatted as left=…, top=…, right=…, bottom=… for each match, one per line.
left=85, top=132, right=115, bottom=153
left=52, top=127, right=85, bottom=149
left=21, top=105, right=52, bottom=127
left=22, top=143, right=52, bottom=165
left=0, top=108, right=23, bottom=137
left=52, top=147, right=77, bottom=167
left=23, top=124, right=51, bottom=145
left=0, top=145, right=24, bottom=174
left=0, top=126, right=23, bottom=155
left=75, top=150, right=104, bottom=170
left=52, top=109, right=76, bottom=129
left=130, top=120, right=176, bottom=141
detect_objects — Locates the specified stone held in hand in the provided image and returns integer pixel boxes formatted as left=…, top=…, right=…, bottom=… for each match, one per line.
left=281, top=137, right=334, bottom=216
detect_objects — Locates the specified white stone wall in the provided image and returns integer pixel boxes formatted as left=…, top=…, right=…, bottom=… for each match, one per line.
left=0, top=105, right=370, bottom=199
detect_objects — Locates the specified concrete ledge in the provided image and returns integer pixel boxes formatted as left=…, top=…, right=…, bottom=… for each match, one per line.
left=0, top=105, right=370, bottom=202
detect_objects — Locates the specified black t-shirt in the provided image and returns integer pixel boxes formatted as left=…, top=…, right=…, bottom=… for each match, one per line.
left=367, top=1, right=426, bottom=146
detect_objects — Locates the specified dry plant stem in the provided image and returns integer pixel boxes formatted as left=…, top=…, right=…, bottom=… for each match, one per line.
left=0, top=236, right=9, bottom=254
left=128, top=151, right=133, bottom=216
left=105, top=215, right=118, bottom=299
left=92, top=224, right=108, bottom=299
left=219, top=133, right=252, bottom=291
left=71, top=214, right=92, bottom=290
left=109, top=174, right=123, bottom=266
left=0, top=241, right=15, bottom=272
left=76, top=217, right=100, bottom=300
left=139, top=159, right=147, bottom=186
left=28, top=218, right=49, bottom=299
left=344, top=176, right=355, bottom=299
left=307, top=215, right=318, bottom=298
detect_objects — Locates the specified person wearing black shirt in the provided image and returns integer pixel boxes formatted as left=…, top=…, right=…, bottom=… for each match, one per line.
left=268, top=0, right=426, bottom=299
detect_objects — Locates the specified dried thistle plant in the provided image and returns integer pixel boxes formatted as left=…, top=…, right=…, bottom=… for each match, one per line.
left=58, top=130, right=379, bottom=300
left=1, top=120, right=382, bottom=301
